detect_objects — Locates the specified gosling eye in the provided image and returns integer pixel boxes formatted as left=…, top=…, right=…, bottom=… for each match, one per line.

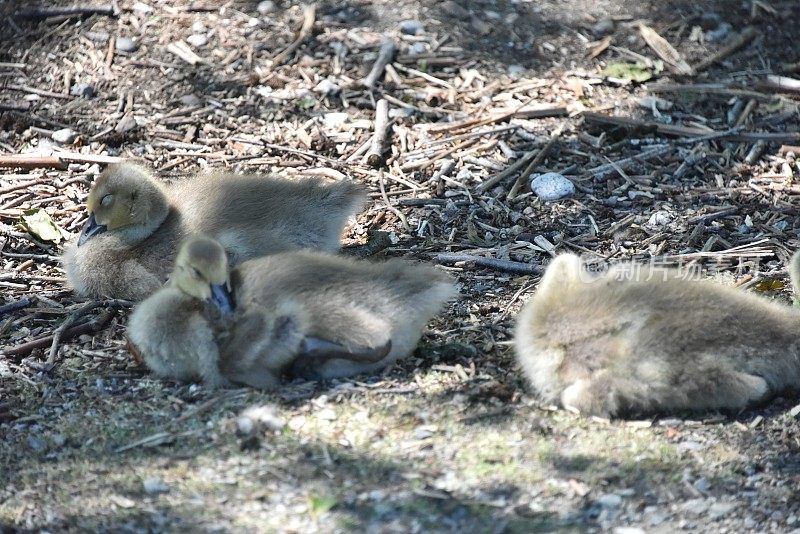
left=101, top=194, right=114, bottom=207
left=191, top=267, right=202, bottom=279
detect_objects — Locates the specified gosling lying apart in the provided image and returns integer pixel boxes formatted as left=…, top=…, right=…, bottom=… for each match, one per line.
left=514, top=253, right=800, bottom=418
left=127, top=236, right=456, bottom=389
left=61, top=163, right=366, bottom=300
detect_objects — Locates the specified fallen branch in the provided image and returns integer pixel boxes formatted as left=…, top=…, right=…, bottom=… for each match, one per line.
left=366, top=99, right=390, bottom=168
left=582, top=111, right=800, bottom=143
left=586, top=145, right=673, bottom=179
left=2, top=309, right=116, bottom=359
left=272, top=4, right=316, bottom=66
left=362, top=37, right=397, bottom=88
left=435, top=253, right=544, bottom=275
left=0, top=153, right=123, bottom=169
left=16, top=5, right=117, bottom=19
left=692, top=26, right=759, bottom=73
left=476, top=149, right=539, bottom=193
left=6, top=84, right=73, bottom=100
left=0, top=297, right=33, bottom=318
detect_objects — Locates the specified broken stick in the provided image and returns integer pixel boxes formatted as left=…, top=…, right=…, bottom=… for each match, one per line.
left=508, top=123, right=565, bottom=199
left=0, top=153, right=123, bottom=169
left=435, top=253, right=544, bottom=275
left=2, top=309, right=116, bottom=359
left=16, top=5, right=118, bottom=19
left=366, top=99, right=390, bottom=168
left=272, top=4, right=316, bottom=66
left=363, top=38, right=398, bottom=89
left=692, top=26, right=759, bottom=73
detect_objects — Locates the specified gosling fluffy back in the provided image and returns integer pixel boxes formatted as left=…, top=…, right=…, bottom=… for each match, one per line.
left=514, top=253, right=800, bottom=417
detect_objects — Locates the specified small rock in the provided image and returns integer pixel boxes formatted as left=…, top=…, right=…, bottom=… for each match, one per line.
left=678, top=440, right=704, bottom=451
left=682, top=498, right=710, bottom=516
left=50, top=433, right=66, bottom=449
left=597, top=493, right=622, bottom=509
left=705, top=22, right=732, bottom=43
left=693, top=477, right=711, bottom=494
left=192, top=21, right=207, bottom=34
left=530, top=172, right=575, bottom=201
left=455, top=168, right=473, bottom=182
left=508, top=64, right=525, bottom=77
left=413, top=425, right=435, bottom=440
left=85, top=31, right=109, bottom=42
left=132, top=2, right=153, bottom=14
left=27, top=436, right=46, bottom=451
left=143, top=477, right=169, bottom=494
left=317, top=408, right=337, bottom=421
left=236, top=416, right=255, bottom=436
left=115, top=113, right=137, bottom=134
left=790, top=404, right=800, bottom=418
left=179, top=94, right=202, bottom=106
left=314, top=79, right=340, bottom=96
left=109, top=495, right=136, bottom=508
left=322, top=112, right=349, bottom=128
left=708, top=501, right=736, bottom=520
left=648, top=210, right=672, bottom=226
left=409, top=42, right=427, bottom=55
left=186, top=34, right=208, bottom=48
left=648, top=511, right=668, bottom=525
left=592, top=18, right=615, bottom=36
left=116, top=37, right=138, bottom=53
left=440, top=0, right=469, bottom=19
left=51, top=128, right=77, bottom=144
left=398, top=20, right=424, bottom=35
left=257, top=0, right=276, bottom=15
left=70, top=83, right=95, bottom=98
left=241, top=405, right=286, bottom=431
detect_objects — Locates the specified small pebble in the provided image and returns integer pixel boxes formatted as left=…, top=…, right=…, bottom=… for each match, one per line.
left=143, top=477, right=169, bottom=495
left=508, top=64, right=525, bottom=76
left=241, top=405, right=286, bottom=431
left=85, top=31, right=109, bottom=42
left=132, top=1, right=153, bottom=14
left=708, top=501, right=736, bottom=520
left=186, top=34, right=208, bottom=48
left=313, top=79, right=340, bottom=96
left=179, top=94, right=202, bottom=106
left=409, top=42, right=427, bottom=55
left=191, top=21, right=207, bottom=34
left=398, top=20, right=424, bottom=35
left=27, top=436, right=46, bottom=451
left=51, top=128, right=77, bottom=144
left=592, top=18, right=615, bottom=36
left=648, top=210, right=672, bottom=226
left=115, top=37, right=138, bottom=53
left=257, top=0, right=276, bottom=15
left=70, top=83, right=95, bottom=98
left=530, top=172, right=575, bottom=201
left=597, top=493, right=622, bottom=509
left=693, top=477, right=711, bottom=494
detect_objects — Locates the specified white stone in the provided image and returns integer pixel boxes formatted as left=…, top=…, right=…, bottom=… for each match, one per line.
left=314, top=79, right=340, bottom=96
left=115, top=37, right=138, bottom=52
left=143, top=477, right=169, bottom=494
left=186, top=34, right=208, bottom=48
left=530, top=172, right=574, bottom=201
left=648, top=210, right=672, bottom=226
left=257, top=0, right=275, bottom=15
left=51, top=128, right=77, bottom=144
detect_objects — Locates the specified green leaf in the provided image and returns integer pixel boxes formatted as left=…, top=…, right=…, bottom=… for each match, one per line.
left=18, top=208, right=65, bottom=243
left=754, top=279, right=785, bottom=292
left=601, top=62, right=653, bottom=82
left=296, top=97, right=317, bottom=110
left=308, top=494, right=337, bottom=516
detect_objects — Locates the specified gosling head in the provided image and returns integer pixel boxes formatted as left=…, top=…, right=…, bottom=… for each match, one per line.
left=171, top=236, right=235, bottom=315
left=78, top=163, right=169, bottom=246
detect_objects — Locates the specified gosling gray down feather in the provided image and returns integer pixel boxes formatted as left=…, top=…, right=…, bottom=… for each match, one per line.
left=514, top=252, right=800, bottom=418
left=61, top=162, right=366, bottom=301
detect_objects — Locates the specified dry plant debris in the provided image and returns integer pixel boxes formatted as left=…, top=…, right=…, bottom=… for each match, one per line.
left=1, top=0, right=800, bottom=531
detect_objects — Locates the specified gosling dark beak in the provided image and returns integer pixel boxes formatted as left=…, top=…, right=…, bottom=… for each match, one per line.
left=209, top=283, right=235, bottom=315
left=77, top=214, right=107, bottom=246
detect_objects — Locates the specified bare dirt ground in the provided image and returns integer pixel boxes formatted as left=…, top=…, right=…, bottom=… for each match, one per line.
left=2, top=0, right=800, bottom=532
